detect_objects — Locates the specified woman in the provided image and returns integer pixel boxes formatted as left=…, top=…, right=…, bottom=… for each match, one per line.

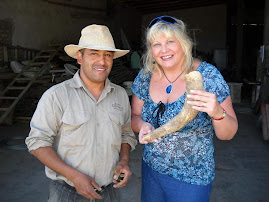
left=131, top=16, right=238, bottom=202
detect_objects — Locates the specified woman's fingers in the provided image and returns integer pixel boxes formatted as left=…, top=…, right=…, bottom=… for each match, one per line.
left=139, top=130, right=149, bottom=144
left=139, top=123, right=156, bottom=144
left=139, top=129, right=159, bottom=144
left=187, top=90, right=221, bottom=117
left=187, top=90, right=210, bottom=102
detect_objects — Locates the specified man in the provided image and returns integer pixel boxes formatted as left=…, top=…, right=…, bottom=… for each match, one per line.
left=25, top=24, right=137, bottom=201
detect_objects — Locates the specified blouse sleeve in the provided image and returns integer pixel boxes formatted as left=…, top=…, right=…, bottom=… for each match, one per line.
left=131, top=69, right=150, bottom=101
left=202, top=64, right=230, bottom=104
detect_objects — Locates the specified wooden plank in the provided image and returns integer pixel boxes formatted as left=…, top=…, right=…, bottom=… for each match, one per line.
left=50, top=69, right=65, bottom=73
left=14, top=48, right=18, bottom=61
left=24, top=50, right=27, bottom=61
left=29, top=62, right=47, bottom=66
left=3, top=46, right=8, bottom=62
left=0, top=97, right=17, bottom=99
left=261, top=103, right=269, bottom=140
left=0, top=72, right=17, bottom=80
left=0, top=108, right=8, bottom=111
left=7, top=86, right=26, bottom=90
left=15, top=78, right=32, bottom=81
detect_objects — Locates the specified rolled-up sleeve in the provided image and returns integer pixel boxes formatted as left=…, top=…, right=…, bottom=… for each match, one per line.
left=121, top=93, right=137, bottom=151
left=25, top=89, right=61, bottom=151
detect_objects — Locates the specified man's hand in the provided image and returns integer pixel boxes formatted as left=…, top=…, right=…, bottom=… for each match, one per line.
left=72, top=171, right=103, bottom=200
left=113, top=159, right=131, bottom=188
left=30, top=147, right=103, bottom=200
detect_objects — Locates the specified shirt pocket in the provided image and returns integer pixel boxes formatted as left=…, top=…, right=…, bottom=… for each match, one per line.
left=61, top=110, right=91, bottom=146
left=108, top=112, right=124, bottom=126
left=108, top=112, right=124, bottom=147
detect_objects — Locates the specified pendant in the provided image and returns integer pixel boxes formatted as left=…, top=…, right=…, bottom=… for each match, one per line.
left=166, top=84, right=172, bottom=94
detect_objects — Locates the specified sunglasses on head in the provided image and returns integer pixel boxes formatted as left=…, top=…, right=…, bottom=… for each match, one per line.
left=148, top=15, right=177, bottom=28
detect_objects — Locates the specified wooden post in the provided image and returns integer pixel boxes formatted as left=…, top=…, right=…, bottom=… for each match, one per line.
left=14, top=48, right=18, bottom=61
left=235, top=0, right=244, bottom=81
left=261, top=103, right=269, bottom=140
left=3, top=46, right=8, bottom=62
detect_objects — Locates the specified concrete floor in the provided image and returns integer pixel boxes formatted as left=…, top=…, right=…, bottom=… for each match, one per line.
left=0, top=103, right=269, bottom=202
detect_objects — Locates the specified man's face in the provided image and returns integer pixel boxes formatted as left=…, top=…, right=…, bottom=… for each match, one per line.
left=77, top=49, right=114, bottom=85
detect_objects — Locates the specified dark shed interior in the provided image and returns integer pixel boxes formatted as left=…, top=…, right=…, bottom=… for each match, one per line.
left=0, top=0, right=268, bottom=123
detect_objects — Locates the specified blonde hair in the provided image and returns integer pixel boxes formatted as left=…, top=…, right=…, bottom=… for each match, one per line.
left=142, top=17, right=193, bottom=76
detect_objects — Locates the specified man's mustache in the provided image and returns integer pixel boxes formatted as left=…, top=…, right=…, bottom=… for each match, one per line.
left=93, top=64, right=109, bottom=69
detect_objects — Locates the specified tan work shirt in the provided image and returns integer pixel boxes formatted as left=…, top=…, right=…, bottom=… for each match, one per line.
left=25, top=71, right=137, bottom=187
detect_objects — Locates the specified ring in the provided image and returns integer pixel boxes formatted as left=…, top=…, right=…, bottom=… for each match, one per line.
left=203, top=102, right=206, bottom=107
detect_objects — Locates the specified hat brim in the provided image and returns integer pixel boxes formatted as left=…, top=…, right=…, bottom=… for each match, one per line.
left=64, top=45, right=129, bottom=59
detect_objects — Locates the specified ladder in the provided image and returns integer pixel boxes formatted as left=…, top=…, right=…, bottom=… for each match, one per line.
left=0, top=45, right=63, bottom=124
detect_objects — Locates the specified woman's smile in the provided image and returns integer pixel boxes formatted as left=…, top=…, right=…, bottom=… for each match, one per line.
left=161, top=54, right=173, bottom=60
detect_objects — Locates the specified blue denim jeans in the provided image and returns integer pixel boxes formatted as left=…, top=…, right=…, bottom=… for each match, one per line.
left=48, top=180, right=120, bottom=202
left=141, top=160, right=212, bottom=202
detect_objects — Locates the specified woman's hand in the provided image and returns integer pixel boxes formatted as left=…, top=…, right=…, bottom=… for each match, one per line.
left=187, top=90, right=224, bottom=119
left=138, top=122, right=156, bottom=144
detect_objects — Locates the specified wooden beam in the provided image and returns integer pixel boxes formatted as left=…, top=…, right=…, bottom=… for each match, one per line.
left=43, top=0, right=107, bottom=13
left=121, top=0, right=226, bottom=14
left=139, top=1, right=225, bottom=14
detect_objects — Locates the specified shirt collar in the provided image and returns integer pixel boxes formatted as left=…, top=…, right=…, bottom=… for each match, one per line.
left=69, top=70, right=115, bottom=93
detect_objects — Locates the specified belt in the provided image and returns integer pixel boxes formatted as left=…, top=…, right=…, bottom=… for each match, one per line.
left=57, top=180, right=77, bottom=192
left=57, top=180, right=113, bottom=194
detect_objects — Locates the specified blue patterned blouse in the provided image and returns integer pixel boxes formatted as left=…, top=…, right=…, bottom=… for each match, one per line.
left=131, top=62, right=230, bottom=185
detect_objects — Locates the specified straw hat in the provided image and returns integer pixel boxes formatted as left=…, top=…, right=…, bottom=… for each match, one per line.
left=64, top=24, right=129, bottom=59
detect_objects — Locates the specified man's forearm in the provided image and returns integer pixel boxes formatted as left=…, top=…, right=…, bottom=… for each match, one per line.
left=30, top=146, right=79, bottom=182
left=119, top=143, right=131, bottom=163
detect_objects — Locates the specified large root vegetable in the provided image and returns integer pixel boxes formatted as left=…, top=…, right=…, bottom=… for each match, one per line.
left=142, top=71, right=204, bottom=142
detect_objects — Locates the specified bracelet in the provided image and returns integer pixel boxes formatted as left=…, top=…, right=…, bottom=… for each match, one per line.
left=211, top=109, right=226, bottom=121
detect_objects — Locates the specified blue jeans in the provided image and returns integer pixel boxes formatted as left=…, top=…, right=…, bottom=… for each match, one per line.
left=48, top=180, right=120, bottom=202
left=141, top=160, right=212, bottom=202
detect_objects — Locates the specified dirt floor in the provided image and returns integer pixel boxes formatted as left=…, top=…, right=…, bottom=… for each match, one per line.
left=0, top=103, right=269, bottom=202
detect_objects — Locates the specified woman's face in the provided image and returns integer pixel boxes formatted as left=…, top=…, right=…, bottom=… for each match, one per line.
left=150, top=34, right=185, bottom=70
